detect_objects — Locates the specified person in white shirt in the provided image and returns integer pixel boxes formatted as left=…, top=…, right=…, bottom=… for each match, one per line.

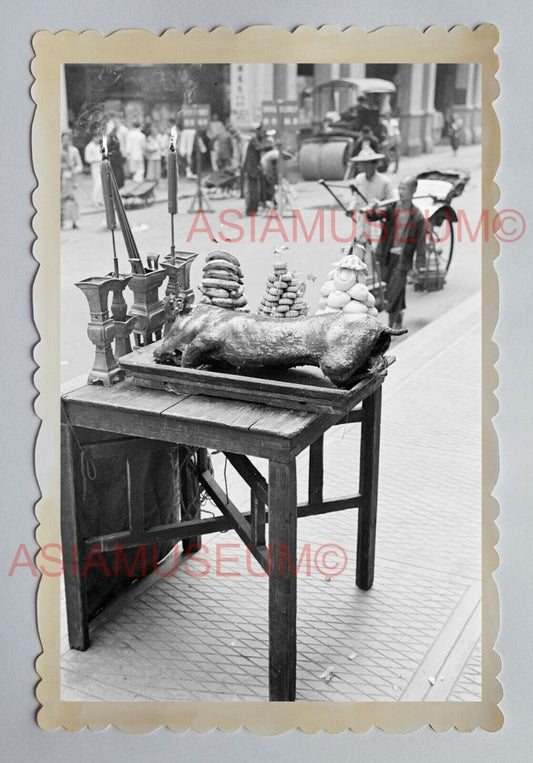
left=125, top=121, right=147, bottom=182
left=61, top=130, right=83, bottom=228
left=84, top=133, right=104, bottom=207
left=347, top=147, right=392, bottom=247
left=145, top=123, right=163, bottom=182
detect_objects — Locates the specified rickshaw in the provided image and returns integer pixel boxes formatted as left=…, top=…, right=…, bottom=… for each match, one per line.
left=319, top=167, right=470, bottom=301
left=411, top=169, right=470, bottom=290
left=299, top=78, right=398, bottom=181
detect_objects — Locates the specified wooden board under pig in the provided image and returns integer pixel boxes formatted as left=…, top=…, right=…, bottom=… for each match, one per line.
left=119, top=340, right=394, bottom=415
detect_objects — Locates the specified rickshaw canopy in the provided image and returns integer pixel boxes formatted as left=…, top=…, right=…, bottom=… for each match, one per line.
left=312, top=78, right=397, bottom=95
left=311, top=78, right=397, bottom=123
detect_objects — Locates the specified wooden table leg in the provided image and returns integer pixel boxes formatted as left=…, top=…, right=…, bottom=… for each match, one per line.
left=268, top=459, right=297, bottom=701
left=61, top=423, right=90, bottom=650
left=308, top=435, right=324, bottom=504
left=356, top=386, right=382, bottom=591
left=179, top=445, right=203, bottom=554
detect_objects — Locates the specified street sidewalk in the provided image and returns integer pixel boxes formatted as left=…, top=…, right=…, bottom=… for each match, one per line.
left=61, top=291, right=482, bottom=702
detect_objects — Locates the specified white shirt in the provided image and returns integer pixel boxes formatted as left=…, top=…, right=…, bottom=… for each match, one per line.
left=349, top=171, right=392, bottom=244
left=350, top=171, right=392, bottom=210
left=125, top=128, right=147, bottom=161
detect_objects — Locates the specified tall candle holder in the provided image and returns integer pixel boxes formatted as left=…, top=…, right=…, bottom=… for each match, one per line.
left=162, top=250, right=198, bottom=334
left=128, top=256, right=167, bottom=347
left=76, top=276, right=124, bottom=386
left=108, top=274, right=136, bottom=357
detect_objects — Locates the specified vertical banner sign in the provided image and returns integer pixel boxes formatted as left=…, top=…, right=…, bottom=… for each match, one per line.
left=277, top=101, right=299, bottom=132
left=182, top=104, right=211, bottom=130
left=261, top=101, right=299, bottom=133
left=261, top=101, right=279, bottom=130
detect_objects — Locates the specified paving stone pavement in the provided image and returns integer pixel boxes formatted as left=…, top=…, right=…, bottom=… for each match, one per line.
left=61, top=293, right=483, bottom=702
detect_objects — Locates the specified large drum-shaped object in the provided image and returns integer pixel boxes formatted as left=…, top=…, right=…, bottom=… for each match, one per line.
left=298, top=140, right=322, bottom=181
left=299, top=136, right=354, bottom=181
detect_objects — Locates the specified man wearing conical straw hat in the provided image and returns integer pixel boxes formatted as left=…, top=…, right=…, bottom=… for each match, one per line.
left=347, top=146, right=392, bottom=242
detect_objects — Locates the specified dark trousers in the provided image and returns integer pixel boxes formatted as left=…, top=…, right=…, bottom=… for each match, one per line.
left=245, top=174, right=261, bottom=215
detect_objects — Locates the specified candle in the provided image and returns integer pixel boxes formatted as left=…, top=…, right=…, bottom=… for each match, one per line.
left=100, top=136, right=116, bottom=230
left=167, top=125, right=178, bottom=215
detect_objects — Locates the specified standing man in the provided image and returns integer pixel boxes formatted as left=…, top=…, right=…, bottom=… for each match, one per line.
left=367, top=176, right=426, bottom=329
left=125, top=121, right=146, bottom=182
left=84, top=132, right=104, bottom=207
left=347, top=147, right=392, bottom=243
left=242, top=124, right=267, bottom=216
left=60, top=130, right=83, bottom=229
left=214, top=123, right=234, bottom=171
left=207, top=112, right=225, bottom=170
left=352, top=125, right=381, bottom=157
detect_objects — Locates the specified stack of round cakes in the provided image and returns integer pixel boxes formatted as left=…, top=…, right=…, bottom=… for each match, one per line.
left=257, top=261, right=309, bottom=318
left=198, top=250, right=249, bottom=311
left=316, top=253, right=379, bottom=317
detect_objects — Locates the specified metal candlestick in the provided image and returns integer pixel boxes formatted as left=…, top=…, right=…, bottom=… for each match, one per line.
left=108, top=274, right=136, bottom=357
left=162, top=250, right=198, bottom=334
left=76, top=276, right=124, bottom=386
left=128, top=256, right=167, bottom=347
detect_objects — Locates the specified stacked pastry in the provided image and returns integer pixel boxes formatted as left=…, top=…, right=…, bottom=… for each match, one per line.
left=316, top=253, right=379, bottom=316
left=257, top=261, right=309, bottom=318
left=198, top=250, right=249, bottom=311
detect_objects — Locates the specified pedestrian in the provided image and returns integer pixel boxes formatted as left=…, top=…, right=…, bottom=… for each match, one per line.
left=145, top=123, right=163, bottom=182
left=106, top=124, right=125, bottom=189
left=214, top=123, right=234, bottom=171
left=226, top=123, right=243, bottom=170
left=347, top=147, right=392, bottom=242
left=448, top=113, right=462, bottom=154
left=207, top=112, right=225, bottom=170
left=125, top=121, right=146, bottom=182
left=260, top=145, right=279, bottom=208
left=191, top=130, right=212, bottom=176
left=353, top=125, right=380, bottom=156
left=178, top=121, right=196, bottom=178
left=366, top=175, right=426, bottom=330
left=84, top=132, right=104, bottom=207
left=60, top=129, right=83, bottom=229
left=242, top=124, right=267, bottom=216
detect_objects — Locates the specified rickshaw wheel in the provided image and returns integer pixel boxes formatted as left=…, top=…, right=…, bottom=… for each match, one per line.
left=414, top=217, right=454, bottom=292
left=428, top=214, right=454, bottom=274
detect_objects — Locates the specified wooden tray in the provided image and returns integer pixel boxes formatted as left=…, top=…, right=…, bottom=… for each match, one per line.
left=119, top=340, right=394, bottom=415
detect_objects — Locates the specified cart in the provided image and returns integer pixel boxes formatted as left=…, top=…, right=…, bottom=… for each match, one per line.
left=120, top=179, right=158, bottom=209
left=411, top=169, right=470, bottom=292
left=203, top=168, right=241, bottom=198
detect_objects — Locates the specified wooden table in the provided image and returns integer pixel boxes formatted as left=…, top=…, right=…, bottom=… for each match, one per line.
left=61, top=373, right=384, bottom=702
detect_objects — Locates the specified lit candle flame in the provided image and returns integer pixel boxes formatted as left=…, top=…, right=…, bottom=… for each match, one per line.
left=169, top=125, right=178, bottom=151
left=101, top=134, right=108, bottom=159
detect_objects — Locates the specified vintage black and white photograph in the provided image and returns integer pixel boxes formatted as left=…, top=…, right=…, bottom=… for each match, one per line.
left=26, top=26, right=501, bottom=732
left=55, top=56, right=486, bottom=706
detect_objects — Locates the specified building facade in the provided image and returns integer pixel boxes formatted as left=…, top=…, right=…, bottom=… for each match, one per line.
left=229, top=63, right=482, bottom=154
left=62, top=63, right=482, bottom=157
